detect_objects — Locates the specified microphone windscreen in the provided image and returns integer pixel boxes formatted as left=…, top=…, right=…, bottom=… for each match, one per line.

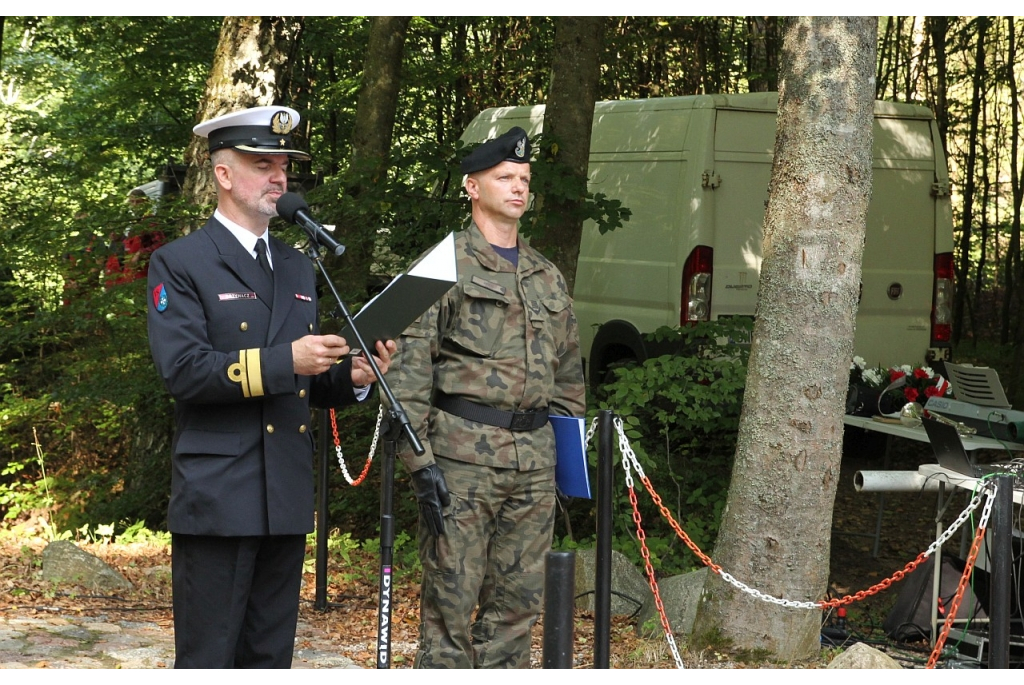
left=276, top=192, right=308, bottom=224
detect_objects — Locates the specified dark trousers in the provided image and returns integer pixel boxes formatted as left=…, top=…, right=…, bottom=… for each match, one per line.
left=171, top=533, right=306, bottom=668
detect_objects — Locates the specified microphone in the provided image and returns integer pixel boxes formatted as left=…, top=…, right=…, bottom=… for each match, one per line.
left=276, top=192, right=346, bottom=256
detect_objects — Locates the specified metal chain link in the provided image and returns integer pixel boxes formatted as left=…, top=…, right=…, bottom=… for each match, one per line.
left=927, top=483, right=997, bottom=668
left=609, top=415, right=997, bottom=613
left=920, top=486, right=992, bottom=558
left=332, top=403, right=383, bottom=486
left=620, top=433, right=684, bottom=668
left=585, top=416, right=598, bottom=448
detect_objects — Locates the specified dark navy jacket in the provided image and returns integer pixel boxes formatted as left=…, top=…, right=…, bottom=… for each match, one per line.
left=147, top=217, right=358, bottom=536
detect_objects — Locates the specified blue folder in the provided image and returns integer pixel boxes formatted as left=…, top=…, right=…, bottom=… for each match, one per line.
left=550, top=415, right=591, bottom=499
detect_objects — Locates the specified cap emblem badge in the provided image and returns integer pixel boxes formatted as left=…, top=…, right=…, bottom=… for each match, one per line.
left=271, top=110, right=292, bottom=135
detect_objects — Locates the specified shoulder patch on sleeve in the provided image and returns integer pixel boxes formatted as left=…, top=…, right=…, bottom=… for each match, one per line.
left=152, top=283, right=168, bottom=312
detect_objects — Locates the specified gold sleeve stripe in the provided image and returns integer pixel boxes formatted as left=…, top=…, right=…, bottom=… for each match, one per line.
left=227, top=348, right=264, bottom=398
left=246, top=348, right=264, bottom=397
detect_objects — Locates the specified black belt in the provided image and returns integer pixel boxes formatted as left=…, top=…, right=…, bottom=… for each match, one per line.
left=434, top=392, right=549, bottom=432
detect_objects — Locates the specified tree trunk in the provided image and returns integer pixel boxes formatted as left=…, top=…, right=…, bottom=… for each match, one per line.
left=876, top=17, right=894, bottom=99
left=975, top=102, right=990, bottom=309
left=953, top=17, right=989, bottom=346
left=692, top=16, right=876, bottom=661
left=890, top=17, right=904, bottom=100
left=1002, top=16, right=1022, bottom=347
left=351, top=17, right=409, bottom=172
left=530, top=16, right=604, bottom=294
left=1006, top=18, right=1024, bottom=404
left=747, top=17, right=780, bottom=92
left=181, top=16, right=304, bottom=211
left=334, top=16, right=411, bottom=298
left=926, top=16, right=950, bottom=159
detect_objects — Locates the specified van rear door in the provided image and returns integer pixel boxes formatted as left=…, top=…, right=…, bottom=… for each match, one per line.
left=855, top=112, right=943, bottom=367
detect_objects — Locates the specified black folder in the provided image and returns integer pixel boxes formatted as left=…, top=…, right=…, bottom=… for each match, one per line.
left=340, top=233, right=457, bottom=355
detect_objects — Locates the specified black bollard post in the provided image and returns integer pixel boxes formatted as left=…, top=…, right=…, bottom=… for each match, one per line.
left=315, top=407, right=329, bottom=611
left=594, top=409, right=614, bottom=668
left=989, top=475, right=1012, bottom=669
left=543, top=551, right=576, bottom=668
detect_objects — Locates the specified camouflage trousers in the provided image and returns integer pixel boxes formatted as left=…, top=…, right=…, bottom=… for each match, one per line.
left=413, top=455, right=556, bottom=669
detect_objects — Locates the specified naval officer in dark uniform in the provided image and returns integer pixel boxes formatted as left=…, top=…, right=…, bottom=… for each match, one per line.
left=147, top=105, right=395, bottom=668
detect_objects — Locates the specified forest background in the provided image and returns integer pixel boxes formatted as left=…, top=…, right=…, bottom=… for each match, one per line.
left=1, top=16, right=1023, bottom=577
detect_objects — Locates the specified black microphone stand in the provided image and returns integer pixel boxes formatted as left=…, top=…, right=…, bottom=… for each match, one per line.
left=302, top=237, right=424, bottom=670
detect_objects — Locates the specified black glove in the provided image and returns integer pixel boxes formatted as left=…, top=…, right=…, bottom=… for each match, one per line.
left=411, top=463, right=451, bottom=537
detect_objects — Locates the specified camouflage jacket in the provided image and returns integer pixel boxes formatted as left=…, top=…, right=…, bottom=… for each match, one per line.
left=388, top=222, right=585, bottom=473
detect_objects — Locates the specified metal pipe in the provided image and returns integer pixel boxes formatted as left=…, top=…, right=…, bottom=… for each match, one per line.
left=854, top=470, right=942, bottom=493
left=543, top=551, right=576, bottom=669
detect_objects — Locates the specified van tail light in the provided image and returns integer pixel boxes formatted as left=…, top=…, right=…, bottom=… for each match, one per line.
left=681, top=246, right=713, bottom=325
left=932, top=252, right=954, bottom=344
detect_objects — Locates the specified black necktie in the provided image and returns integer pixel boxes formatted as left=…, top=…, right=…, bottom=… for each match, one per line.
left=255, top=238, right=273, bottom=282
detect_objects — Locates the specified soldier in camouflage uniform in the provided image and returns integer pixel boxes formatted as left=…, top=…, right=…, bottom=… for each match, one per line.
left=387, top=127, right=585, bottom=668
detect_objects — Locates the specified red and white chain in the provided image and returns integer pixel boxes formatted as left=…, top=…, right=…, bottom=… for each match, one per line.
left=611, top=415, right=994, bottom=610
left=334, top=404, right=384, bottom=485
left=604, top=416, right=685, bottom=668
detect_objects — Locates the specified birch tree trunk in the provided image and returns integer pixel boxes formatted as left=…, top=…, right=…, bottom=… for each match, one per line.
left=181, top=16, right=304, bottom=210
left=692, top=16, right=876, bottom=661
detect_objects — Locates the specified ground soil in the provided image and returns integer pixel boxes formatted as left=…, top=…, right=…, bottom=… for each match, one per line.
left=0, top=430, right=967, bottom=668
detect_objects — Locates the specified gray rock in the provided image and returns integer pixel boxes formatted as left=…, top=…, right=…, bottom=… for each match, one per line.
left=293, top=649, right=358, bottom=669
left=41, top=540, right=132, bottom=592
left=636, top=567, right=708, bottom=637
left=573, top=548, right=651, bottom=617
left=826, top=642, right=902, bottom=669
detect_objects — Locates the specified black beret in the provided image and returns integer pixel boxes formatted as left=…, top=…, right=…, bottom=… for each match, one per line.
left=461, top=127, right=531, bottom=174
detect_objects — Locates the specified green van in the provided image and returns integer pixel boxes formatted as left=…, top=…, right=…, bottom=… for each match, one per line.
left=461, top=93, right=955, bottom=386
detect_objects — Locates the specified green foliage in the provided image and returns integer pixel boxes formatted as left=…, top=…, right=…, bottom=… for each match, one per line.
left=115, top=520, right=170, bottom=545
left=0, top=17, right=215, bottom=532
left=304, top=529, right=419, bottom=583
left=522, top=133, right=632, bottom=241
left=1, top=16, right=758, bottom=534
left=571, top=319, right=752, bottom=576
left=0, top=195, right=193, bottom=530
left=3, top=14, right=1018, bottom=549
left=75, top=522, right=115, bottom=544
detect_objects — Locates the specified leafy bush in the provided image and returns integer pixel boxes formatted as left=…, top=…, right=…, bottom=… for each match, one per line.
left=558, top=319, right=751, bottom=576
left=0, top=196, right=192, bottom=532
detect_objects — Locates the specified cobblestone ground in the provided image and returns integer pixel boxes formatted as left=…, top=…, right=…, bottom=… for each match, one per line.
left=0, top=613, right=417, bottom=669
